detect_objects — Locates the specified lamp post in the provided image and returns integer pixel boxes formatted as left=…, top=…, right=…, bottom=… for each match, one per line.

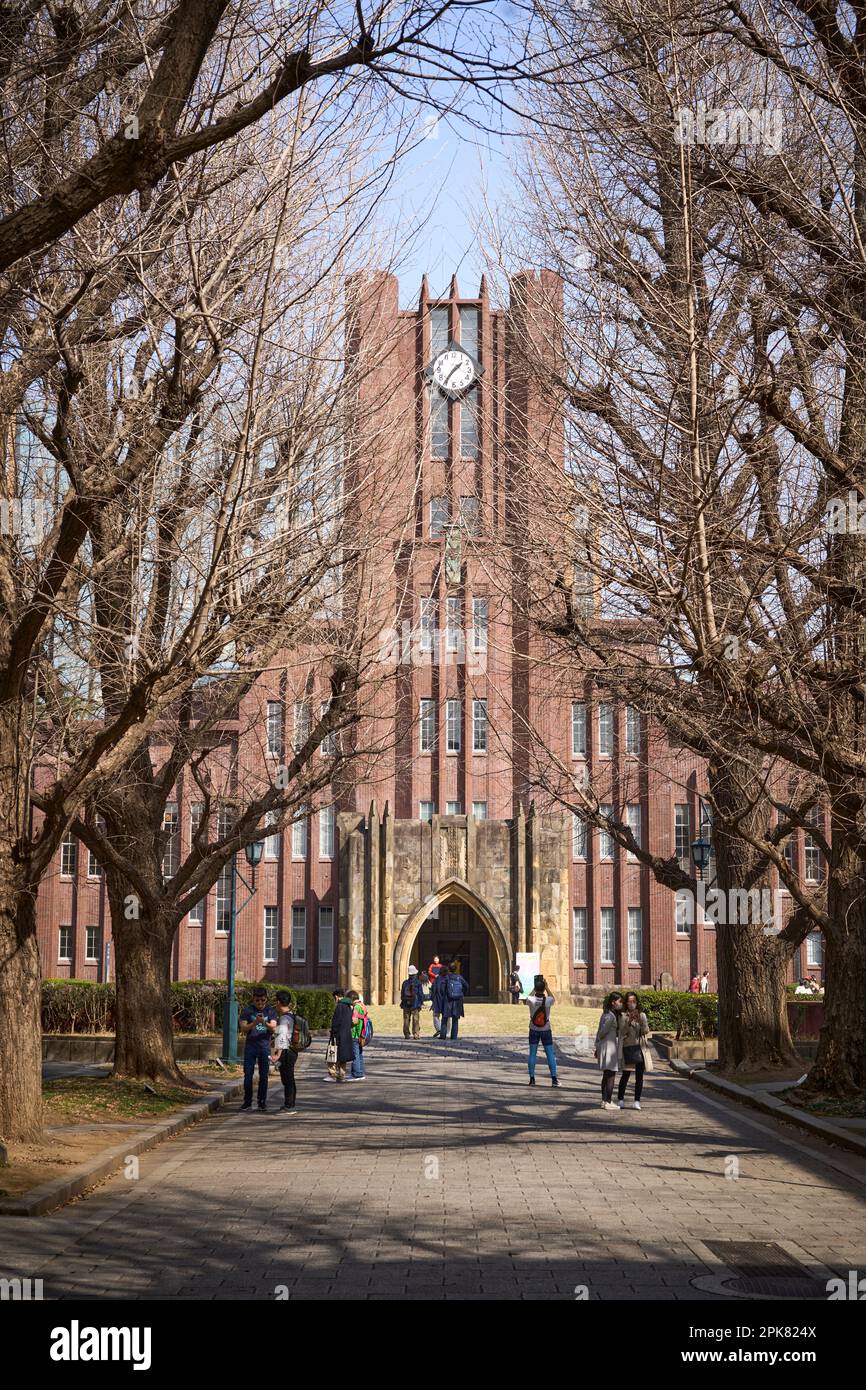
left=221, top=837, right=265, bottom=1064
left=691, top=836, right=712, bottom=882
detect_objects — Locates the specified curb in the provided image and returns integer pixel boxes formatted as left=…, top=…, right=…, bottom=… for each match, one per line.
left=671, top=1059, right=866, bottom=1158
left=0, top=1077, right=244, bottom=1218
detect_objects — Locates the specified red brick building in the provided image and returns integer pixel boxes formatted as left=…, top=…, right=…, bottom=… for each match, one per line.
left=34, top=272, right=825, bottom=998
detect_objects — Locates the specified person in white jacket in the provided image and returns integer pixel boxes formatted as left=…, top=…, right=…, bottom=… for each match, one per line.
left=594, top=992, right=624, bottom=1110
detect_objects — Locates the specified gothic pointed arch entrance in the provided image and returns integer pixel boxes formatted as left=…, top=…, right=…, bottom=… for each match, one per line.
left=392, top=878, right=510, bottom=1002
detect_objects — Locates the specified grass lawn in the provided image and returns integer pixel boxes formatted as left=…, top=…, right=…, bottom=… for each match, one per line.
left=368, top=1001, right=600, bottom=1038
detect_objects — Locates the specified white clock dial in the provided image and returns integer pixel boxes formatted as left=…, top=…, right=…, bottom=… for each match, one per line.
left=431, top=348, right=476, bottom=396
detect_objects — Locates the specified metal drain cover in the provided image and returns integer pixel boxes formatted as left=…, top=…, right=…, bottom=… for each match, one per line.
left=701, top=1241, right=826, bottom=1299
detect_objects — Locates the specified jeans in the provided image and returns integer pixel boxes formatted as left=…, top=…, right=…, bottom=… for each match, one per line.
left=243, top=1047, right=270, bottom=1107
left=279, top=1049, right=297, bottom=1108
left=352, top=1039, right=366, bottom=1077
left=440, top=1016, right=459, bottom=1039
left=528, top=1030, right=557, bottom=1079
left=402, top=1009, right=421, bottom=1039
left=618, top=1057, right=645, bottom=1102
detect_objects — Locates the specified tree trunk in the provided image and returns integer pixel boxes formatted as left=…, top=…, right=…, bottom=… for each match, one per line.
left=106, top=876, right=188, bottom=1084
left=0, top=880, right=43, bottom=1142
left=710, top=752, right=800, bottom=1075
left=803, top=872, right=866, bottom=1096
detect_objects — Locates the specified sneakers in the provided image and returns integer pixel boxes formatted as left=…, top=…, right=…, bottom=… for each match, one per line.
left=279, top=1106, right=298, bottom=1114
left=239, top=1103, right=252, bottom=1112
left=631, top=1101, right=641, bottom=1110
left=619, top=1099, right=641, bottom=1109
left=551, top=1077, right=559, bottom=1087
left=601, top=1100, right=619, bottom=1110
left=528, top=1077, right=536, bottom=1086
left=321, top=1075, right=335, bottom=1081
left=257, top=1104, right=267, bottom=1113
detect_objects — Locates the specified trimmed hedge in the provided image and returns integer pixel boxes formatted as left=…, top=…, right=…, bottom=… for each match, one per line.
left=599, top=989, right=719, bottom=1039
left=41, top=978, right=335, bottom=1034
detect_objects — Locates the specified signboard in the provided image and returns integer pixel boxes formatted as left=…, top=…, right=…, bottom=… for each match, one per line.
left=515, top=951, right=540, bottom=998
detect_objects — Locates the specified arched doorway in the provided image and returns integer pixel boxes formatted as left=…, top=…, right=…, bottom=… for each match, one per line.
left=392, top=878, right=510, bottom=1002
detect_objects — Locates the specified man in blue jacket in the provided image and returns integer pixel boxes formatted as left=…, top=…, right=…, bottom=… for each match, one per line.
left=239, top=986, right=278, bottom=1111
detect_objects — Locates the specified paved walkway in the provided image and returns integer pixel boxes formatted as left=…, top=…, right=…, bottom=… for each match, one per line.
left=3, top=1038, right=866, bottom=1300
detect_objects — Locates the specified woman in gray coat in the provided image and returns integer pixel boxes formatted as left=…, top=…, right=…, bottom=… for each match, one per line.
left=594, top=992, right=624, bottom=1110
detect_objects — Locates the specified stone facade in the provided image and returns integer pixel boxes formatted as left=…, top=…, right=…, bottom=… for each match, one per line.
left=338, top=803, right=570, bottom=1003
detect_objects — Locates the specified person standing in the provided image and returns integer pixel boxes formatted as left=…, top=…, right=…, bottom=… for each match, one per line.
left=239, top=986, right=278, bottom=1112
left=524, top=974, right=558, bottom=1086
left=349, top=991, right=368, bottom=1079
left=699, top=970, right=710, bottom=994
left=689, top=975, right=701, bottom=994
left=272, top=991, right=298, bottom=1114
left=328, top=990, right=355, bottom=1083
left=440, top=961, right=468, bottom=1040
left=323, top=988, right=345, bottom=1080
left=400, top=964, right=424, bottom=1039
left=431, top=963, right=449, bottom=1039
left=617, top=991, right=652, bottom=1110
left=594, top=992, right=623, bottom=1110
left=508, top=965, right=522, bottom=1006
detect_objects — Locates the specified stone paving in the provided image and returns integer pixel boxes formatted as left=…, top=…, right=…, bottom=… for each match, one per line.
left=3, top=1037, right=866, bottom=1300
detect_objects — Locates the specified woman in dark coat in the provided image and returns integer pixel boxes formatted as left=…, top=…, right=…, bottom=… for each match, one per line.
left=439, top=962, right=469, bottom=1041
left=328, top=994, right=355, bottom=1082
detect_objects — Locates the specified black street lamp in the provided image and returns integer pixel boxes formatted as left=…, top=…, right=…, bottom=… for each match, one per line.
left=691, top=836, right=712, bottom=882
left=221, top=836, right=266, bottom=1063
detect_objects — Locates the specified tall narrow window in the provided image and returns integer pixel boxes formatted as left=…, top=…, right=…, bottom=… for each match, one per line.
left=446, top=698, right=462, bottom=752
left=599, top=806, right=614, bottom=860
left=420, top=595, right=436, bottom=652
left=60, top=832, right=77, bottom=877
left=161, top=802, right=179, bottom=879
left=459, top=495, right=480, bottom=532
left=263, top=906, right=278, bottom=963
left=215, top=804, right=236, bottom=933
left=318, top=905, right=334, bottom=964
left=699, top=800, right=715, bottom=870
left=85, top=926, right=100, bottom=963
left=598, top=703, right=614, bottom=756
left=264, top=810, right=281, bottom=861
left=573, top=907, right=588, bottom=964
left=188, top=802, right=205, bottom=923
left=571, top=702, right=587, bottom=757
left=291, top=811, right=308, bottom=861
left=627, top=907, right=643, bottom=963
left=472, top=699, right=488, bottom=752
left=266, top=701, right=284, bottom=756
left=431, top=305, right=450, bottom=355
left=459, top=394, right=478, bottom=458
left=625, top=804, right=641, bottom=859
left=430, top=495, right=449, bottom=537
left=320, top=701, right=337, bottom=755
left=601, top=908, right=616, bottom=963
left=625, top=706, right=641, bottom=755
left=291, top=905, right=306, bottom=963
left=87, top=844, right=101, bottom=878
left=806, top=931, right=823, bottom=967
left=675, top=805, right=690, bottom=867
left=58, top=925, right=72, bottom=962
left=459, top=306, right=478, bottom=358
left=419, top=698, right=436, bottom=753
left=446, top=595, right=461, bottom=652
left=472, top=597, right=488, bottom=652
left=293, top=700, right=311, bottom=753
left=431, top=395, right=449, bottom=458
left=804, top=806, right=823, bottom=883
left=572, top=814, right=587, bottom=860
left=319, top=805, right=335, bottom=860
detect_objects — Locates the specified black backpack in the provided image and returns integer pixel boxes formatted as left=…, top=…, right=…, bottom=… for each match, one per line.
left=401, top=978, right=417, bottom=1008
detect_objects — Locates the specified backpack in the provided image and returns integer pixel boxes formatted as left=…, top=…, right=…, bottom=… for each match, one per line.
left=531, top=997, right=548, bottom=1029
left=401, top=978, right=418, bottom=1008
left=290, top=1015, right=312, bottom=1052
left=446, top=973, right=463, bottom=1001
left=362, top=1015, right=374, bottom=1045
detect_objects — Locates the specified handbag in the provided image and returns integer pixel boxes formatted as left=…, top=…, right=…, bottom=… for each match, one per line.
left=640, top=1039, right=655, bottom=1072
left=326, top=1037, right=338, bottom=1065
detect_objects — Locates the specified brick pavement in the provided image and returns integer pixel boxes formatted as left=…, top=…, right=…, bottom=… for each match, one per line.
left=2, top=1037, right=865, bottom=1300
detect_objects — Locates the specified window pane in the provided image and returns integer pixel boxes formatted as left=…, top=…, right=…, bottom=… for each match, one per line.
left=319, top=805, right=335, bottom=859
left=598, top=703, right=613, bottom=756
left=472, top=699, right=488, bottom=752
left=459, top=392, right=477, bottom=458
left=420, top=595, right=436, bottom=652
left=573, top=907, right=588, bottom=964
left=446, top=595, right=461, bottom=652
left=85, top=926, right=99, bottom=962
left=318, top=905, right=334, bottom=964
left=292, top=813, right=308, bottom=860
left=472, top=801, right=487, bottom=820
left=430, top=495, right=449, bottom=537
left=571, top=702, right=586, bottom=757
left=294, top=701, right=310, bottom=752
left=59, top=926, right=72, bottom=961
left=625, top=706, right=641, bottom=755
left=627, top=907, right=643, bottom=963
left=419, top=801, right=435, bottom=822
left=420, top=698, right=436, bottom=753
left=266, top=701, right=284, bottom=756
left=320, top=701, right=337, bottom=755
left=162, top=802, right=179, bottom=879
left=459, top=306, right=478, bottom=358
left=459, top=495, right=480, bottom=533
left=61, top=833, right=77, bottom=877
left=445, top=698, right=461, bottom=753
left=806, top=931, right=823, bottom=967
left=446, top=801, right=462, bottom=814
left=599, top=806, right=614, bottom=859
left=291, top=905, right=306, bottom=963
left=431, top=306, right=450, bottom=356
left=472, top=597, right=488, bottom=651
left=264, top=809, right=281, bottom=860
left=625, top=805, right=641, bottom=858
left=431, top=394, right=449, bottom=458
left=263, top=906, right=278, bottom=963
left=601, top=908, right=616, bottom=963
left=572, top=814, right=587, bottom=860
left=675, top=805, right=690, bottom=865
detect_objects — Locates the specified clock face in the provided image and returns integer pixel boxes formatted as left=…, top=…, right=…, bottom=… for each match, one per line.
left=430, top=348, right=476, bottom=397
